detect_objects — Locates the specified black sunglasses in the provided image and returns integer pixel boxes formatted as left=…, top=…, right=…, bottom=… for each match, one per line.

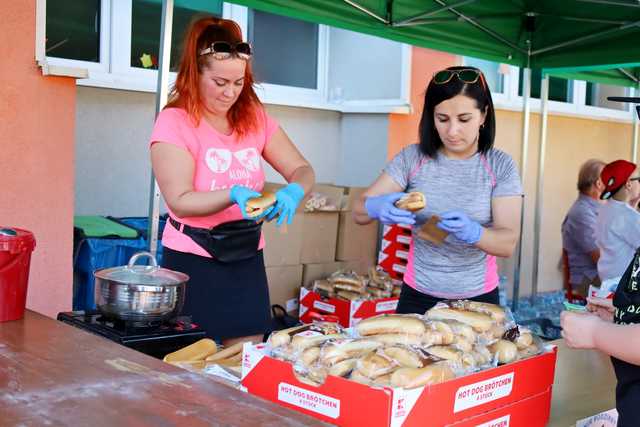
left=433, top=69, right=485, bottom=87
left=199, top=41, right=252, bottom=60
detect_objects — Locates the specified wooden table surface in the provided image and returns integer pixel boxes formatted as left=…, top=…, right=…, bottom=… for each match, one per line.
left=0, top=310, right=327, bottom=427
left=548, top=338, right=617, bottom=427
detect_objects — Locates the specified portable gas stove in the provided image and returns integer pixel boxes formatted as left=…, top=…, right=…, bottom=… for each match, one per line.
left=57, top=310, right=207, bottom=359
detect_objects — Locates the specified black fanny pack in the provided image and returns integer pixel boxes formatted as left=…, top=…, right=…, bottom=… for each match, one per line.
left=169, top=217, right=262, bottom=263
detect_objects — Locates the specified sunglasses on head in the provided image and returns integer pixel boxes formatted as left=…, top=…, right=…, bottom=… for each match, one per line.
left=433, top=69, right=483, bottom=85
left=199, top=41, right=252, bottom=60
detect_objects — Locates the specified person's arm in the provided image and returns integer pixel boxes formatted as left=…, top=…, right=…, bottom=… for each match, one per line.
left=262, top=127, right=315, bottom=194
left=561, top=311, right=640, bottom=365
left=353, top=173, right=405, bottom=225
left=151, top=142, right=232, bottom=218
left=474, top=196, right=521, bottom=258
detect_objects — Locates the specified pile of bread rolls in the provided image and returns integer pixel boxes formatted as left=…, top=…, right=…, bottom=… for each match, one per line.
left=267, top=300, right=541, bottom=389
left=311, top=267, right=402, bottom=301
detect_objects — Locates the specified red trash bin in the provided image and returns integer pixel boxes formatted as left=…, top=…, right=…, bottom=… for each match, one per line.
left=0, top=228, right=36, bottom=322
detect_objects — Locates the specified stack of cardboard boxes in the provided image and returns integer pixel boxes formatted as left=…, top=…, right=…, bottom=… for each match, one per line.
left=263, top=184, right=379, bottom=315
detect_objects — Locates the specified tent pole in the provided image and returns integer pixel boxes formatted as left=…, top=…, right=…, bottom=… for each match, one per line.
left=531, top=75, right=550, bottom=305
left=147, top=0, right=174, bottom=257
left=633, top=85, right=639, bottom=163
left=512, top=67, right=531, bottom=313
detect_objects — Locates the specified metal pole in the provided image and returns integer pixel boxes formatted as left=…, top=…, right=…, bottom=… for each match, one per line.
left=632, top=85, right=639, bottom=163
left=147, top=0, right=174, bottom=257
left=531, top=75, right=550, bottom=305
left=512, top=67, right=532, bottom=313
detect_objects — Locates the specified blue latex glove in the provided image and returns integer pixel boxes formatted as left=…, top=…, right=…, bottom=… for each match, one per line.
left=266, top=183, right=305, bottom=227
left=230, top=185, right=273, bottom=220
left=364, top=193, right=416, bottom=225
left=437, top=210, right=483, bottom=244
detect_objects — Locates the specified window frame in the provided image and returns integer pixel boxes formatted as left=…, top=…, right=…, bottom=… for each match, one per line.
left=43, top=0, right=111, bottom=74
left=39, top=0, right=410, bottom=113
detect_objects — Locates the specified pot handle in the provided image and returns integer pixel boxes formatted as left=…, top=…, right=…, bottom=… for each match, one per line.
left=127, top=251, right=158, bottom=269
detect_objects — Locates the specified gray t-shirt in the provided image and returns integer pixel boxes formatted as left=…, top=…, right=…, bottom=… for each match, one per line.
left=385, top=144, right=522, bottom=298
left=561, top=194, right=600, bottom=285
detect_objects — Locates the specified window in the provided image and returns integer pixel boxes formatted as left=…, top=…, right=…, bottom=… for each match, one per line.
left=248, top=10, right=319, bottom=89
left=46, top=0, right=100, bottom=62
left=585, top=82, right=630, bottom=111
left=518, top=68, right=573, bottom=102
left=463, top=57, right=504, bottom=94
left=130, top=0, right=223, bottom=71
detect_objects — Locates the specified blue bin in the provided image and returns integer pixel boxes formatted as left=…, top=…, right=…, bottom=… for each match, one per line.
left=73, top=216, right=166, bottom=311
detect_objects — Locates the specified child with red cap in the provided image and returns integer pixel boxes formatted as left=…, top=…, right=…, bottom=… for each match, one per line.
left=562, top=159, right=640, bottom=426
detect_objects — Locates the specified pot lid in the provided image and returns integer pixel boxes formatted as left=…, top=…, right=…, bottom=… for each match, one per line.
left=94, top=251, right=189, bottom=286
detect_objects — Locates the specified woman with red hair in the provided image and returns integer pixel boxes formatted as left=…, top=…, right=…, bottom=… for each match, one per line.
left=150, top=17, right=315, bottom=346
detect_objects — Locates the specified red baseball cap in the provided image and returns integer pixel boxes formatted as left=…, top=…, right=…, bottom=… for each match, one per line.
left=600, top=159, right=637, bottom=200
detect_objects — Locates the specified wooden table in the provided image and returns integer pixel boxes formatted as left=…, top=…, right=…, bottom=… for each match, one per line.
left=0, top=310, right=327, bottom=427
left=548, top=338, right=617, bottom=427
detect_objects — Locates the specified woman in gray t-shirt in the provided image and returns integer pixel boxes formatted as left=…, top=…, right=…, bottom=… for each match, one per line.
left=353, top=66, right=523, bottom=314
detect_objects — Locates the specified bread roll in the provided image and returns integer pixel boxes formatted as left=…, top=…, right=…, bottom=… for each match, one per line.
left=461, top=301, right=507, bottom=323
left=515, top=332, right=533, bottom=350
left=337, top=290, right=363, bottom=301
left=382, top=346, right=434, bottom=369
left=425, top=345, right=463, bottom=362
left=518, top=343, right=540, bottom=359
left=356, top=314, right=427, bottom=336
left=390, top=362, right=455, bottom=389
left=205, top=341, right=245, bottom=362
left=426, top=307, right=493, bottom=332
left=163, top=338, right=217, bottom=363
left=320, top=340, right=382, bottom=365
left=369, top=333, right=424, bottom=346
left=245, top=191, right=276, bottom=218
left=395, top=192, right=426, bottom=212
left=329, top=358, right=357, bottom=377
left=268, top=324, right=312, bottom=348
left=291, top=333, right=344, bottom=352
left=489, top=339, right=519, bottom=364
left=356, top=352, right=398, bottom=379
left=301, top=347, right=321, bottom=367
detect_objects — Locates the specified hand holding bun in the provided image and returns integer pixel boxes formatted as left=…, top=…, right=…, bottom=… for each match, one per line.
left=245, top=191, right=277, bottom=218
left=395, top=192, right=426, bottom=212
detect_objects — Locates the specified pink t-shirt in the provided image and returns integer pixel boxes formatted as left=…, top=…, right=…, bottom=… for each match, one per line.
left=149, top=107, right=279, bottom=257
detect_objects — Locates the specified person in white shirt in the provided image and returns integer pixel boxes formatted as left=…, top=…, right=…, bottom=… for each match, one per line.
left=596, top=159, right=640, bottom=282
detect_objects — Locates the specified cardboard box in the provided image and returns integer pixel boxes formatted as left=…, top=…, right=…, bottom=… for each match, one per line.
left=266, top=265, right=303, bottom=314
left=300, top=212, right=339, bottom=264
left=336, top=187, right=379, bottom=263
left=301, top=262, right=344, bottom=288
left=263, top=218, right=304, bottom=267
left=299, top=287, right=399, bottom=327
left=242, top=344, right=557, bottom=427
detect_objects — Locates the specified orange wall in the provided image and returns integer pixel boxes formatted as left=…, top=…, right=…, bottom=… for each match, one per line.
left=387, top=47, right=459, bottom=159
left=0, top=0, right=75, bottom=317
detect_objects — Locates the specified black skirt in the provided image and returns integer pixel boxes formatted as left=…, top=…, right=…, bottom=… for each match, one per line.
left=396, top=283, right=500, bottom=314
left=162, top=247, right=272, bottom=341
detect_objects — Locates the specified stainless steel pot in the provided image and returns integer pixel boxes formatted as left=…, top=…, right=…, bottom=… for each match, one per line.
left=94, top=251, right=189, bottom=322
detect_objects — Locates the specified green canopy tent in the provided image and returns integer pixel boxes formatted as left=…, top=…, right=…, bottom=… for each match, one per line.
left=526, top=64, right=640, bottom=302
left=147, top=0, right=640, bottom=309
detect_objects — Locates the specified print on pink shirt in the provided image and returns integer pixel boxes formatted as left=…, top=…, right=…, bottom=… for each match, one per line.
left=205, top=147, right=263, bottom=192
left=205, top=148, right=232, bottom=173
left=234, top=148, right=260, bottom=172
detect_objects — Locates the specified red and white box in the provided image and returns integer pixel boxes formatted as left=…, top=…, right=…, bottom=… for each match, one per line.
left=242, top=344, right=557, bottom=427
left=299, top=287, right=399, bottom=327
